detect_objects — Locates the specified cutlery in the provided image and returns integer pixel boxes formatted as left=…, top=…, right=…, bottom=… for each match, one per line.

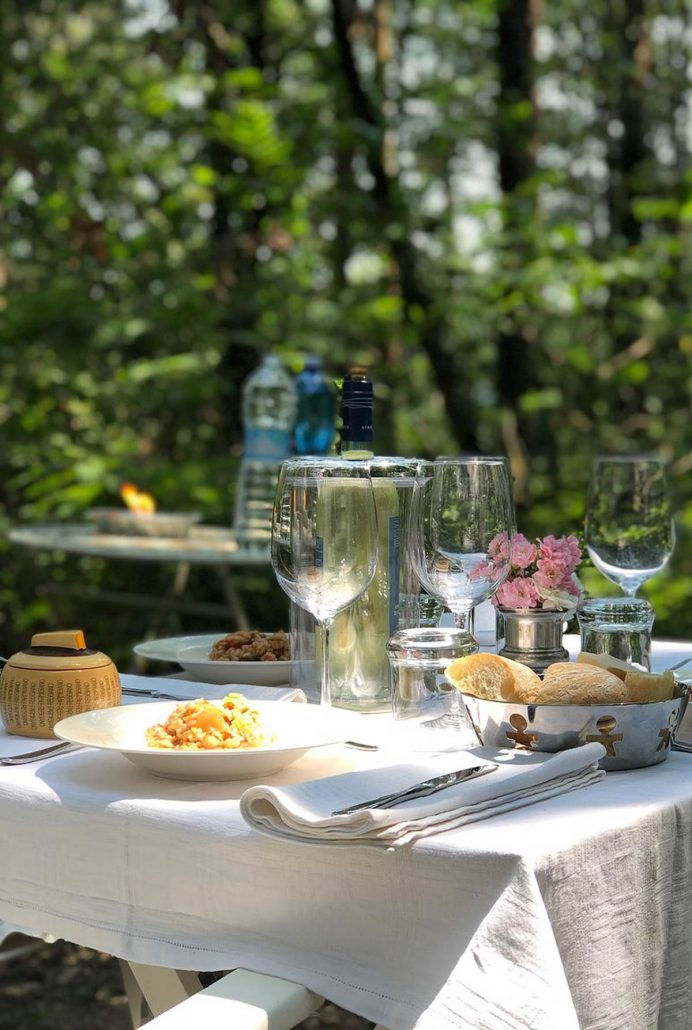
left=0, top=742, right=84, bottom=765
left=332, top=762, right=497, bottom=815
left=121, top=687, right=198, bottom=701
left=670, top=657, right=692, bottom=672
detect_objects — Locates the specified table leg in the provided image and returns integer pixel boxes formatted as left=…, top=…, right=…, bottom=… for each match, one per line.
left=215, top=567, right=251, bottom=630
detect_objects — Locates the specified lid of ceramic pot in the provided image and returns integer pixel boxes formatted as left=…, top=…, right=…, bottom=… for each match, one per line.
left=4, top=630, right=114, bottom=671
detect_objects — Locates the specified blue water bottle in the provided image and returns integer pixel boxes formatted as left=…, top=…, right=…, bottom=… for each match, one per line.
left=293, top=357, right=336, bottom=455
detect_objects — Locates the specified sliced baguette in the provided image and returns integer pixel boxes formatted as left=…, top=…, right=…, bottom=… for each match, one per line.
left=624, top=669, right=676, bottom=703
left=496, top=656, right=542, bottom=703
left=445, top=653, right=515, bottom=702
left=576, top=651, right=637, bottom=681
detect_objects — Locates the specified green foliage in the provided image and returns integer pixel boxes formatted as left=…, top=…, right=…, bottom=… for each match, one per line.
left=0, top=0, right=690, bottom=660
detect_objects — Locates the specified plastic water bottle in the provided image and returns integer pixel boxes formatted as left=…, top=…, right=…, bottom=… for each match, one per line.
left=293, top=357, right=336, bottom=455
left=233, top=354, right=297, bottom=551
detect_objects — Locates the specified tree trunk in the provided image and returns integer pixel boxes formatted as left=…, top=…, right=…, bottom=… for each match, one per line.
left=495, top=0, right=538, bottom=496
left=330, top=0, right=479, bottom=454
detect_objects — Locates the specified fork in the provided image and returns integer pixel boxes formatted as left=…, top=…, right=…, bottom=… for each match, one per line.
left=0, top=742, right=83, bottom=765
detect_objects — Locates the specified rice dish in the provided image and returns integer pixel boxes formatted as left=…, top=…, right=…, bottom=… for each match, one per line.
left=145, top=693, right=269, bottom=751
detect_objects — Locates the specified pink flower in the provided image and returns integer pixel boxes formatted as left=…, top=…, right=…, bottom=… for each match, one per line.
left=509, top=532, right=537, bottom=570
left=492, top=530, right=583, bottom=611
left=488, top=532, right=510, bottom=563
left=495, top=576, right=541, bottom=610
left=533, top=558, right=571, bottom=591
left=538, top=534, right=582, bottom=573
left=469, top=559, right=492, bottom=582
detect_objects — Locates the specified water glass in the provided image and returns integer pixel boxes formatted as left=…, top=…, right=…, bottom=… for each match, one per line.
left=576, top=597, right=654, bottom=671
left=386, top=627, right=479, bottom=751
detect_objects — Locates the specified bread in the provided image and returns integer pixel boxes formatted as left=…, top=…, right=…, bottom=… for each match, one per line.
left=445, top=654, right=514, bottom=701
left=501, top=658, right=543, bottom=702
left=532, top=663, right=629, bottom=705
left=446, top=651, right=677, bottom=706
left=445, top=653, right=541, bottom=702
left=624, top=669, right=676, bottom=704
left=576, top=651, right=635, bottom=681
left=578, top=652, right=677, bottom=702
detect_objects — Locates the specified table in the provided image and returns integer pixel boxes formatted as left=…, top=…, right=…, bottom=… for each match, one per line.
left=0, top=645, right=691, bottom=1030
left=8, top=523, right=271, bottom=631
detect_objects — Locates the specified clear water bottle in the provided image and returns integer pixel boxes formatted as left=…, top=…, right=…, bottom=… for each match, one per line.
left=233, top=354, right=297, bottom=551
left=293, top=357, right=336, bottom=455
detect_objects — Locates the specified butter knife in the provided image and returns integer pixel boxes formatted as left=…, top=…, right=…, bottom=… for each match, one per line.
left=332, top=763, right=497, bottom=815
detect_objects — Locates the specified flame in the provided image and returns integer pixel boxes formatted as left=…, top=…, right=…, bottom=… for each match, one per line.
left=120, top=482, right=157, bottom=515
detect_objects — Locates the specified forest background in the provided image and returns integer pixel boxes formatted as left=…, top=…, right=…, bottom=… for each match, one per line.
left=0, top=0, right=690, bottom=667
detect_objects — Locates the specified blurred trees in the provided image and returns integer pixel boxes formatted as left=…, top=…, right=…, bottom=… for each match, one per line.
left=0, top=0, right=689, bottom=657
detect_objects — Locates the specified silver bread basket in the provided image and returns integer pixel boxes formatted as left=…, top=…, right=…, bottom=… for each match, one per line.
left=462, top=685, right=689, bottom=771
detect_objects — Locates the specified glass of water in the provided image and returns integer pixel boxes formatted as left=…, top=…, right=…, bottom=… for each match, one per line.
left=576, top=597, right=654, bottom=671
left=386, top=627, right=480, bottom=751
left=584, top=456, right=675, bottom=596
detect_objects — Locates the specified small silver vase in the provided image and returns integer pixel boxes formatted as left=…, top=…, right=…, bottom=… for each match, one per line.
left=497, top=607, right=572, bottom=676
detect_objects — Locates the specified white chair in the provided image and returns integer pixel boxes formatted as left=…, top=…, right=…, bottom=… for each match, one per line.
left=128, top=963, right=393, bottom=1030
left=127, top=966, right=324, bottom=1029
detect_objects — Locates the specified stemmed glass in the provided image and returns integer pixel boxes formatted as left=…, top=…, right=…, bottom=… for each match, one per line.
left=584, top=456, right=675, bottom=596
left=411, top=457, right=515, bottom=649
left=271, top=457, right=378, bottom=706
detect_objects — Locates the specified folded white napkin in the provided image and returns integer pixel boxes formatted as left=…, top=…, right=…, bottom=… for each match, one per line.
left=240, top=743, right=607, bottom=848
left=119, top=674, right=307, bottom=705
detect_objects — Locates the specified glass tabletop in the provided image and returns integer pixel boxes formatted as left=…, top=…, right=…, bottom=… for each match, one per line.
left=8, top=523, right=271, bottom=566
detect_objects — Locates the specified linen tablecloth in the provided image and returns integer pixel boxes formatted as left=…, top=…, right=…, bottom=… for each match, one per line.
left=0, top=647, right=691, bottom=1030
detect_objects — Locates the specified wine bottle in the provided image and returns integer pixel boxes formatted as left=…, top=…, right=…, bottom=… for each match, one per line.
left=326, top=369, right=415, bottom=711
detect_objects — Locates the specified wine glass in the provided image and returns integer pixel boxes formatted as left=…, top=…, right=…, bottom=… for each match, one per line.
left=271, top=457, right=378, bottom=706
left=411, top=457, right=515, bottom=649
left=584, top=456, right=675, bottom=596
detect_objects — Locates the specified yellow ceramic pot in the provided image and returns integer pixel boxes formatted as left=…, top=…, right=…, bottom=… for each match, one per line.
left=0, top=630, right=121, bottom=738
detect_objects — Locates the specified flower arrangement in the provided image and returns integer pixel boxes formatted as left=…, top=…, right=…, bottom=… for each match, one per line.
left=490, top=532, right=583, bottom=611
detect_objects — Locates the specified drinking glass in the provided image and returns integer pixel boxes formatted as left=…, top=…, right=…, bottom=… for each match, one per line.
left=584, top=456, right=675, bottom=596
left=411, top=457, right=515, bottom=650
left=271, top=458, right=378, bottom=706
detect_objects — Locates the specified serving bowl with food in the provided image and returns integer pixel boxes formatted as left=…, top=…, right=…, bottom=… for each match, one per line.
left=134, top=630, right=292, bottom=686
left=446, top=651, right=688, bottom=771
left=54, top=693, right=344, bottom=780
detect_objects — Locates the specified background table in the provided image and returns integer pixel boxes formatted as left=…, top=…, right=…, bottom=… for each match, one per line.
left=8, top=523, right=271, bottom=632
left=0, top=642, right=690, bottom=1030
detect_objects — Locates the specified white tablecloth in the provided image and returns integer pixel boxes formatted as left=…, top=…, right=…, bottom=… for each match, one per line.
left=0, top=646, right=691, bottom=1030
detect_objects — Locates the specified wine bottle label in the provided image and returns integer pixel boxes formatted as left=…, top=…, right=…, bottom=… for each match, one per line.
left=244, top=428, right=291, bottom=462
left=389, top=515, right=401, bottom=635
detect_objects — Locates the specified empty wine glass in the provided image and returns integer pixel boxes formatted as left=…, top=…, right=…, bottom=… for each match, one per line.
left=271, top=457, right=378, bottom=706
left=585, top=456, right=675, bottom=596
left=411, top=457, right=515, bottom=650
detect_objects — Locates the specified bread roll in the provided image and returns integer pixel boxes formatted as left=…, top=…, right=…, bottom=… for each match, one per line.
left=533, top=663, right=629, bottom=705
left=624, top=669, right=676, bottom=703
left=445, top=654, right=514, bottom=702
left=576, top=651, right=636, bottom=681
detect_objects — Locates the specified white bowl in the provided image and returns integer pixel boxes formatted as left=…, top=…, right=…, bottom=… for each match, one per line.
left=54, top=699, right=346, bottom=781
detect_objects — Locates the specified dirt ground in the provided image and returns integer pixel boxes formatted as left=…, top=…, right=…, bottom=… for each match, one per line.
left=0, top=938, right=372, bottom=1030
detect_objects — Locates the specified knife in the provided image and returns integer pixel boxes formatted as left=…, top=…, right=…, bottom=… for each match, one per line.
left=121, top=687, right=198, bottom=701
left=332, top=763, right=497, bottom=815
